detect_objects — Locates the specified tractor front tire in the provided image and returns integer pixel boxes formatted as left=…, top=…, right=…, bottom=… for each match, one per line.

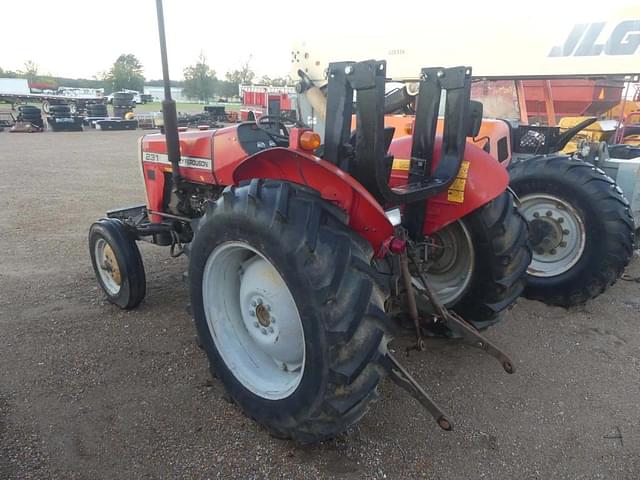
left=89, top=218, right=146, bottom=309
left=509, top=156, right=635, bottom=307
left=189, top=180, right=392, bottom=443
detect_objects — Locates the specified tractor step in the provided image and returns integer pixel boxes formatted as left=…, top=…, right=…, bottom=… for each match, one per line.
left=391, top=177, right=446, bottom=197
left=106, top=204, right=148, bottom=222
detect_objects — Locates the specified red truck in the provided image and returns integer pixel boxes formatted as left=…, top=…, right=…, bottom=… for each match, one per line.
left=239, top=85, right=297, bottom=122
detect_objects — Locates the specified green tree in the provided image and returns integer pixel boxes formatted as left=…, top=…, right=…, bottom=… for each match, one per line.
left=19, top=60, right=39, bottom=82
left=256, top=75, right=291, bottom=87
left=270, top=76, right=291, bottom=87
left=225, top=58, right=255, bottom=85
left=104, top=54, right=145, bottom=93
left=0, top=68, right=17, bottom=78
left=182, top=53, right=217, bottom=102
left=217, top=80, right=239, bottom=99
left=221, top=58, right=255, bottom=98
left=146, top=78, right=185, bottom=88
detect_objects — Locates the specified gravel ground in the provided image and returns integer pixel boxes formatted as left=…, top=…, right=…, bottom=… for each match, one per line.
left=0, top=129, right=639, bottom=480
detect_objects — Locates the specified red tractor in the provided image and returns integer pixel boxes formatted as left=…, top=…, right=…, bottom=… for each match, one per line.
left=89, top=1, right=530, bottom=443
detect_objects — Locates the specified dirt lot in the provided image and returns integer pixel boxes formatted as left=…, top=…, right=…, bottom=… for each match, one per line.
left=1, top=129, right=639, bottom=480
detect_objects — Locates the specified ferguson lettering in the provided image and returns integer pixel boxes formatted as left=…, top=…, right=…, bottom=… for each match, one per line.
left=142, top=152, right=212, bottom=170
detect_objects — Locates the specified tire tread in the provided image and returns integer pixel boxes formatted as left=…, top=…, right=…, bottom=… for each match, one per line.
left=509, top=156, right=635, bottom=306
left=191, top=180, right=392, bottom=443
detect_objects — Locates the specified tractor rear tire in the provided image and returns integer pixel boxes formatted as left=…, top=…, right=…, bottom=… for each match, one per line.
left=425, top=190, right=531, bottom=331
left=50, top=109, right=71, bottom=118
left=18, top=113, right=42, bottom=123
left=88, top=105, right=108, bottom=116
left=509, top=156, right=635, bottom=307
left=18, top=105, right=40, bottom=113
left=455, top=191, right=531, bottom=329
left=89, top=218, right=146, bottom=309
left=189, top=180, right=392, bottom=443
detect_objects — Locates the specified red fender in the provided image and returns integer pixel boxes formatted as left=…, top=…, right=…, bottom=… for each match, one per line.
left=232, top=147, right=394, bottom=256
left=388, top=135, right=509, bottom=234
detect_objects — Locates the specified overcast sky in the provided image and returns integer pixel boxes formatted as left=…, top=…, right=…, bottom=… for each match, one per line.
left=1, top=0, right=636, bottom=81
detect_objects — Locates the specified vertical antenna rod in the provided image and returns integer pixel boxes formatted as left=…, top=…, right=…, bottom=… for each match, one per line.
left=155, top=0, right=181, bottom=187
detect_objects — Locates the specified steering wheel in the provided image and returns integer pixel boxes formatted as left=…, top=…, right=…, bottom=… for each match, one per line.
left=256, top=115, right=308, bottom=143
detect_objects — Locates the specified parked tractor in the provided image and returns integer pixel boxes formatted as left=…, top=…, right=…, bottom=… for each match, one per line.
left=467, top=80, right=636, bottom=306
left=89, top=1, right=530, bottom=442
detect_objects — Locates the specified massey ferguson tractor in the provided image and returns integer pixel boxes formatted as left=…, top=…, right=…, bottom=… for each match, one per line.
left=89, top=0, right=530, bottom=443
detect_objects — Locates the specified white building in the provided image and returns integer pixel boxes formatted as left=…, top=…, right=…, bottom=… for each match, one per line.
left=143, top=86, right=190, bottom=103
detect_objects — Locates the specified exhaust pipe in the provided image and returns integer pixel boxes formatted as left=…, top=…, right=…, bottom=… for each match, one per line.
left=297, top=69, right=327, bottom=121
left=155, top=0, right=181, bottom=188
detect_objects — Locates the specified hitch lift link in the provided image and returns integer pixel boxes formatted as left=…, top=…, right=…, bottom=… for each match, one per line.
left=380, top=248, right=516, bottom=431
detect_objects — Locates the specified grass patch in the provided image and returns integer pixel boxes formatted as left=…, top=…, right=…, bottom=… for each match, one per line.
left=134, top=102, right=241, bottom=114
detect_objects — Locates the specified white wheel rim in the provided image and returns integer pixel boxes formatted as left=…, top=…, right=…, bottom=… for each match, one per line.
left=94, top=238, right=122, bottom=295
left=202, top=241, right=305, bottom=400
left=520, top=193, right=586, bottom=278
left=414, top=220, right=475, bottom=306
